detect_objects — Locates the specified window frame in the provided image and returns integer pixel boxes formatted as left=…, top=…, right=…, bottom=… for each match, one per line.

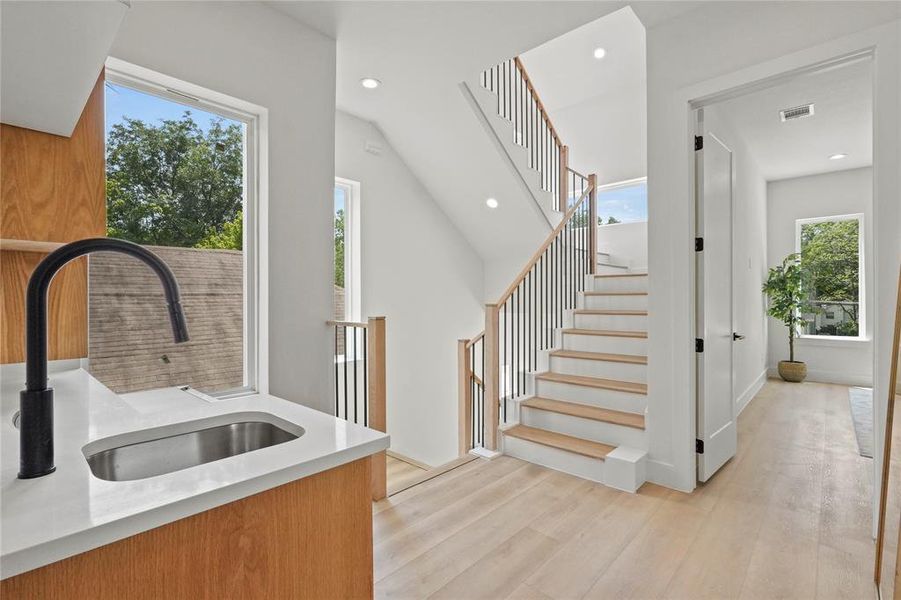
left=335, top=177, right=361, bottom=323
left=103, top=57, right=269, bottom=397
left=794, top=212, right=865, bottom=341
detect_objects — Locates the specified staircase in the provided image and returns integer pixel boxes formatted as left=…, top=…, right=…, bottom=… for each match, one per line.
left=501, top=266, right=648, bottom=493
left=457, top=56, right=648, bottom=493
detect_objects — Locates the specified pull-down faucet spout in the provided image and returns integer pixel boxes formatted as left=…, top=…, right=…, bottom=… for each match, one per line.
left=18, top=238, right=189, bottom=479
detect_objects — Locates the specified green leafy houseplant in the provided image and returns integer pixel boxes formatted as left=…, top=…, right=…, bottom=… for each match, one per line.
left=762, top=253, right=809, bottom=382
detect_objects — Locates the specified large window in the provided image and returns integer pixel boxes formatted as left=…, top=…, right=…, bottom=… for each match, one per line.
left=596, top=178, right=647, bottom=225
left=89, top=61, right=263, bottom=396
left=796, top=214, right=864, bottom=338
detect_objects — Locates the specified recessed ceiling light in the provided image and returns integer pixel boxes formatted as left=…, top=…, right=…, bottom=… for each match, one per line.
left=485, top=198, right=499, bottom=209
left=593, top=47, right=607, bottom=60
left=360, top=78, right=381, bottom=89
left=829, top=153, right=848, bottom=160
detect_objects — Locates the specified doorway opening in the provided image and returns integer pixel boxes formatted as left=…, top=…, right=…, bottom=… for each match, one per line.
left=693, top=52, right=875, bottom=495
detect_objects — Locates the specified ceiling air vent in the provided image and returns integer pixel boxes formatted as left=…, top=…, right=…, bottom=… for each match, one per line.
left=779, top=103, right=815, bottom=122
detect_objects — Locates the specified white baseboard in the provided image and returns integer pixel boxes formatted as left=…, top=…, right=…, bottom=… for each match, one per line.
left=386, top=450, right=432, bottom=471
left=646, top=459, right=694, bottom=493
left=736, top=370, right=767, bottom=416
left=766, top=366, right=872, bottom=387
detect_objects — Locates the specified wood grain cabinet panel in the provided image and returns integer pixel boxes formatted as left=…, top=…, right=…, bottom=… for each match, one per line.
left=1, top=458, right=375, bottom=599
left=0, top=72, right=106, bottom=364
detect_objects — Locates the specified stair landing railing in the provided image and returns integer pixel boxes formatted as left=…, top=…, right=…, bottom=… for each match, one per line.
left=327, top=316, right=387, bottom=499
left=459, top=171, right=597, bottom=453
left=480, top=57, right=570, bottom=212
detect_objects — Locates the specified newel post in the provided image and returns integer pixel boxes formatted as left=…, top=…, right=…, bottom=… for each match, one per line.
left=457, top=339, right=472, bottom=456
left=367, top=316, right=387, bottom=501
left=483, top=304, right=500, bottom=451
left=588, top=173, right=598, bottom=275
left=559, top=145, right=569, bottom=211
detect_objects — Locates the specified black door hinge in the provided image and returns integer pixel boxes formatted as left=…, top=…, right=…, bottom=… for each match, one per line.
left=696, top=439, right=705, bottom=454
left=695, top=338, right=704, bottom=353
left=695, top=237, right=704, bottom=252
left=694, top=135, right=704, bottom=151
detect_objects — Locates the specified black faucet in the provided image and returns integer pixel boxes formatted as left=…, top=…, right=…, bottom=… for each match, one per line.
left=18, top=238, right=189, bottom=479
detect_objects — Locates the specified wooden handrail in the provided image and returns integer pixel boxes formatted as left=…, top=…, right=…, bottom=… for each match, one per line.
left=513, top=57, right=563, bottom=147
left=326, top=320, right=368, bottom=328
left=466, top=331, right=485, bottom=349
left=496, top=181, right=594, bottom=306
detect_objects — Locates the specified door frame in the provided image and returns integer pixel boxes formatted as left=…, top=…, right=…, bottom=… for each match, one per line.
left=686, top=47, right=878, bottom=487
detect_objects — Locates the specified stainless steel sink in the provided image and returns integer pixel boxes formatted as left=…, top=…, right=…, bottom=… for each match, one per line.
left=85, top=416, right=302, bottom=481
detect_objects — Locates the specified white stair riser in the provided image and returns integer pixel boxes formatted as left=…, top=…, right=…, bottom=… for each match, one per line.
left=596, top=264, right=629, bottom=275
left=591, top=276, right=648, bottom=293
left=536, top=379, right=646, bottom=413
left=580, top=294, right=648, bottom=311
left=549, top=355, right=647, bottom=383
left=574, top=313, right=648, bottom=330
left=561, top=333, right=648, bottom=355
left=501, top=433, right=606, bottom=483
left=521, top=406, right=646, bottom=448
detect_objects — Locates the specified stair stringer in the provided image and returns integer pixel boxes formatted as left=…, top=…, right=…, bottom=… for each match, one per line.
left=460, top=79, right=562, bottom=229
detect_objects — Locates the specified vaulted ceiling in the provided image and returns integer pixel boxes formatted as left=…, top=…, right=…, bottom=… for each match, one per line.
left=270, top=2, right=700, bottom=263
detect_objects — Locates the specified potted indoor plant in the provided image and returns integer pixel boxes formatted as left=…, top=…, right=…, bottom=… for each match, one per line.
left=762, top=253, right=809, bottom=382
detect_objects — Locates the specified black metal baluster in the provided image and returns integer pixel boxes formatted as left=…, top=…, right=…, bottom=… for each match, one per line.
left=363, top=327, right=368, bottom=426
left=343, top=326, right=348, bottom=420
left=514, top=287, right=519, bottom=399
left=352, top=326, right=358, bottom=424
left=469, top=344, right=478, bottom=446
left=334, top=326, right=339, bottom=416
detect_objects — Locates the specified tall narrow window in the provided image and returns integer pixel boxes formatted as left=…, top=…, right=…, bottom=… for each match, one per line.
left=90, top=64, right=261, bottom=396
left=796, top=214, right=864, bottom=338
left=334, top=178, right=361, bottom=323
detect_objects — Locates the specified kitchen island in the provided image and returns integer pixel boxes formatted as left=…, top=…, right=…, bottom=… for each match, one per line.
left=0, top=360, right=388, bottom=599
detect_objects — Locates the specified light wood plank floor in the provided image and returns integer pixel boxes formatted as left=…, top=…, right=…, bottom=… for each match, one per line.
left=372, top=379, right=875, bottom=599
left=387, top=455, right=429, bottom=493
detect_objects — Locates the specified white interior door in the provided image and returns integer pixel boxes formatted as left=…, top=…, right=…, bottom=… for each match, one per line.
left=696, top=118, right=737, bottom=482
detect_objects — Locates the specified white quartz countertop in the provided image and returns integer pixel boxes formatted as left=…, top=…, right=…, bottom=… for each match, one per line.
left=0, top=361, right=389, bottom=579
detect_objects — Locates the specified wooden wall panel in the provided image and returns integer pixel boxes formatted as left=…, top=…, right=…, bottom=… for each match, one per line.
left=0, top=72, right=106, bottom=364
left=1, top=458, right=375, bottom=600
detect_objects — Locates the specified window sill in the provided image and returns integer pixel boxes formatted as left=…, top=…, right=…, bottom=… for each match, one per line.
left=796, top=335, right=871, bottom=348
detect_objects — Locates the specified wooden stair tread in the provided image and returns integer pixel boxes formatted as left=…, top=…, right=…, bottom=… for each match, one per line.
left=522, top=397, right=645, bottom=429
left=504, top=425, right=615, bottom=459
left=574, top=309, right=647, bottom=316
left=562, top=328, right=648, bottom=338
left=536, top=372, right=647, bottom=394
left=582, top=291, right=648, bottom=296
left=592, top=273, right=648, bottom=278
left=550, top=349, right=647, bottom=364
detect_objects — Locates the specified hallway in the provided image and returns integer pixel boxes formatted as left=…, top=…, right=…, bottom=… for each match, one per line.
left=372, top=380, right=873, bottom=599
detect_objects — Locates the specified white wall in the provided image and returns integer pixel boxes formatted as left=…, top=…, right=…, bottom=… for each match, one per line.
left=110, top=1, right=337, bottom=414
left=646, top=4, right=900, bottom=492
left=703, top=105, right=769, bottom=415
left=766, top=168, right=874, bottom=386
left=552, top=83, right=647, bottom=185
left=597, top=221, right=648, bottom=271
left=336, top=111, right=484, bottom=467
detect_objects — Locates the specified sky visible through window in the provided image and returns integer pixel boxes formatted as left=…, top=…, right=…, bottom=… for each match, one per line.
left=105, top=82, right=236, bottom=134
left=597, top=181, right=648, bottom=223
